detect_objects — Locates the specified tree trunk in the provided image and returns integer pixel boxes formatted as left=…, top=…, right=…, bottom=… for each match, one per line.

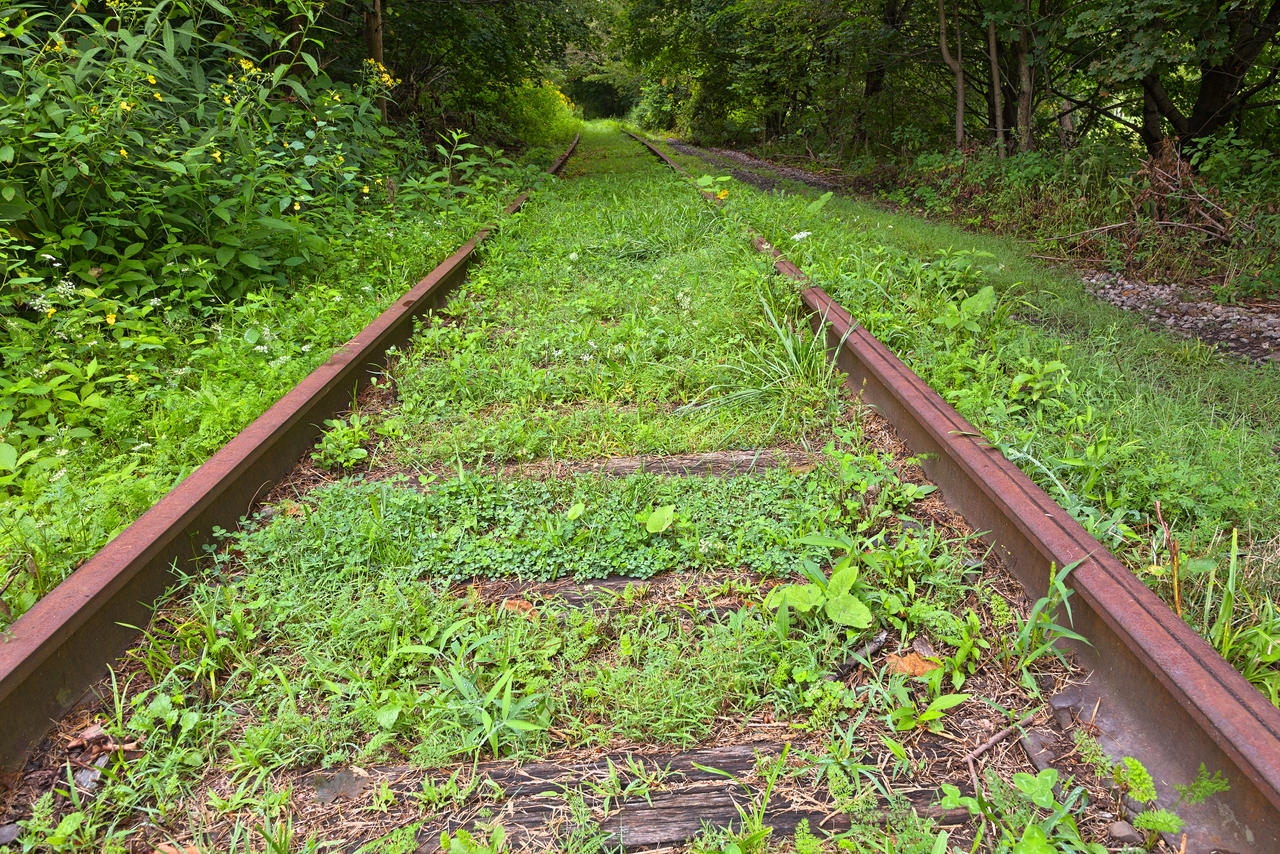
left=939, top=0, right=965, bottom=148
left=1140, top=2, right=1280, bottom=150
left=1015, top=3, right=1033, bottom=152
left=855, top=0, right=911, bottom=146
left=987, top=20, right=1005, bottom=157
left=365, top=0, right=386, bottom=120
left=1139, top=85, right=1165, bottom=157
left=364, top=0, right=383, bottom=65
left=1056, top=99, right=1076, bottom=148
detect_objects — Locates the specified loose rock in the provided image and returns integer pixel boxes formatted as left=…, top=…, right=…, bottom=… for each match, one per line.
left=1108, top=820, right=1143, bottom=845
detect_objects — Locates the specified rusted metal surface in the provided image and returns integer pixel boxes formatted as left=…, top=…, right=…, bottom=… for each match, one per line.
left=631, top=129, right=1280, bottom=852
left=0, top=134, right=578, bottom=776
left=802, top=289, right=1280, bottom=853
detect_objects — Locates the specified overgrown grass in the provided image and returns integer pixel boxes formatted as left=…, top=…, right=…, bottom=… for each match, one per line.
left=660, top=136, right=1280, bottom=703
left=10, top=436, right=1015, bottom=850
left=370, top=123, right=840, bottom=469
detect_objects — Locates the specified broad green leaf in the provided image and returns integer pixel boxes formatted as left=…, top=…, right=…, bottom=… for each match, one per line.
left=797, top=532, right=850, bottom=549
left=1185, top=558, right=1215, bottom=576
left=1012, top=769, right=1059, bottom=808
left=374, top=703, right=402, bottom=729
left=393, top=645, right=437, bottom=657
left=566, top=502, right=585, bottom=520
left=1010, top=825, right=1054, bottom=854
left=961, top=285, right=996, bottom=317
left=805, top=191, right=833, bottom=214
left=770, top=583, right=823, bottom=614
left=827, top=566, right=859, bottom=598
left=645, top=504, right=676, bottom=533
left=504, top=719, right=542, bottom=732
left=824, top=592, right=872, bottom=628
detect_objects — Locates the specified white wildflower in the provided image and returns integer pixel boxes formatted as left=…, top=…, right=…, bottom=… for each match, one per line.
left=791, top=231, right=811, bottom=241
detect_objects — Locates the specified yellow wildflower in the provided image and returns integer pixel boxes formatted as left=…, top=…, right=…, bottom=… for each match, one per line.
left=153, top=92, right=162, bottom=101
left=237, top=57, right=254, bottom=72
left=45, top=307, right=56, bottom=317
left=118, top=147, right=128, bottom=158
left=105, top=313, right=116, bottom=325
left=361, top=185, right=369, bottom=194
left=210, top=149, right=222, bottom=163
left=716, top=189, right=729, bottom=200
left=119, top=100, right=133, bottom=112
left=146, top=73, right=156, bottom=84
left=293, top=202, right=300, bottom=211
left=223, top=94, right=231, bottom=105
left=127, top=373, right=138, bottom=383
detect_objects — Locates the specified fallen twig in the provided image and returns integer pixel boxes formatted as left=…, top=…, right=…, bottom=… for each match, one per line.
left=964, top=707, right=1045, bottom=763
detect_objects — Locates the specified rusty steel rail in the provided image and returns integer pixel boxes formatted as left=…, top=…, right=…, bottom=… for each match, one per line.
left=0, top=135, right=579, bottom=775
left=629, top=129, right=1280, bottom=852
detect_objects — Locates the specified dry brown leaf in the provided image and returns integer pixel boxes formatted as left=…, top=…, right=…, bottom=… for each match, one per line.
left=502, top=598, right=539, bottom=621
left=886, top=651, right=941, bottom=677
left=152, top=845, right=199, bottom=854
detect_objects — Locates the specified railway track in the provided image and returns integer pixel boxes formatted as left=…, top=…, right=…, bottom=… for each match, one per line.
left=627, top=131, right=1280, bottom=853
left=0, top=127, right=1274, bottom=852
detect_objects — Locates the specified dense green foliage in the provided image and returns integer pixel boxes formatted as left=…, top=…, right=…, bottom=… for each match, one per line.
left=609, top=0, right=1280, bottom=292
left=616, top=0, right=1280, bottom=155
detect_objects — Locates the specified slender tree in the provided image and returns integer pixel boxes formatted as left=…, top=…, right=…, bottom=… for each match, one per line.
left=939, top=0, right=965, bottom=147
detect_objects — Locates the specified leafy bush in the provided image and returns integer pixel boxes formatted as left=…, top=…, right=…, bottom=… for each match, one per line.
left=0, top=0, right=399, bottom=492
left=0, top=0, right=395, bottom=307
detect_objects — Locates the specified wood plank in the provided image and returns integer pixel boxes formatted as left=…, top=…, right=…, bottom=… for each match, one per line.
left=551, top=449, right=814, bottom=478
left=384, top=742, right=973, bottom=852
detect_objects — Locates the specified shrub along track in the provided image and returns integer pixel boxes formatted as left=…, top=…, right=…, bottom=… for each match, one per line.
left=0, top=126, right=1271, bottom=852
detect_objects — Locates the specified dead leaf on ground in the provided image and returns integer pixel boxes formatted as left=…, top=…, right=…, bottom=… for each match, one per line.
left=886, top=651, right=941, bottom=677
left=152, top=844, right=199, bottom=854
left=502, top=598, right=540, bottom=621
